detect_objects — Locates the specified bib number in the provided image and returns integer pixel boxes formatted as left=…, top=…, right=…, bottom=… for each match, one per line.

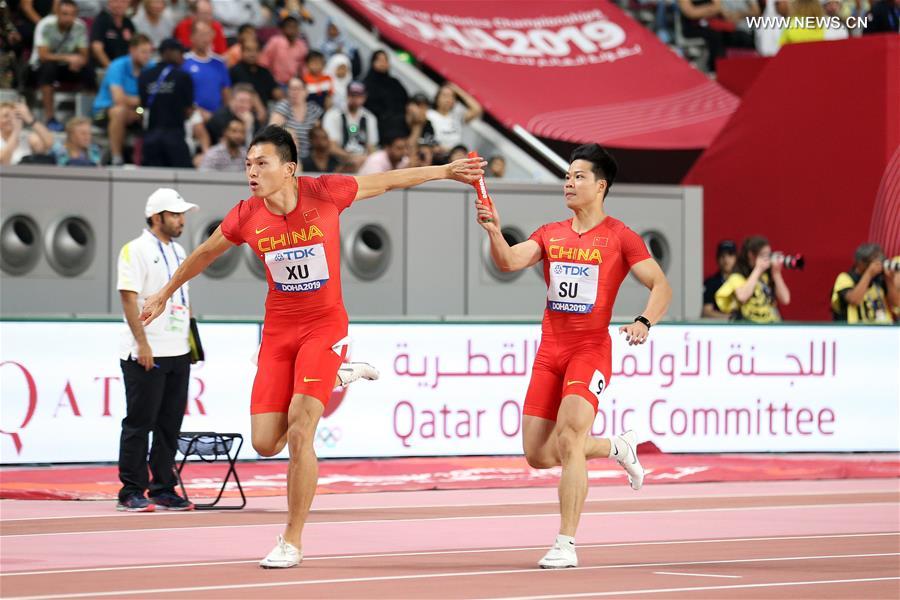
left=265, top=243, right=329, bottom=292
left=547, top=261, right=598, bottom=313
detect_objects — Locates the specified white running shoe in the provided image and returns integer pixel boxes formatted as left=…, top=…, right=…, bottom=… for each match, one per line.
left=337, top=362, right=380, bottom=387
left=259, top=535, right=302, bottom=568
left=615, top=430, right=644, bottom=491
left=538, top=540, right=578, bottom=569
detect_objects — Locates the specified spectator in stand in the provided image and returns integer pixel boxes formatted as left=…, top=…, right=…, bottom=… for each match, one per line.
left=15, top=0, right=56, bottom=54
left=404, top=92, right=435, bottom=147
left=362, top=49, right=408, bottom=140
left=92, top=34, right=153, bottom=166
left=90, top=0, right=135, bottom=68
left=702, top=239, right=737, bottom=319
left=677, top=0, right=753, bottom=71
left=300, top=124, right=340, bottom=173
left=132, top=0, right=176, bottom=50
left=754, top=0, right=789, bottom=56
left=205, top=82, right=262, bottom=146
left=199, top=117, right=246, bottom=171
left=303, top=50, right=332, bottom=109
left=864, top=0, right=899, bottom=33
left=358, top=131, right=409, bottom=175
left=822, top=0, right=851, bottom=37
left=780, top=0, right=828, bottom=44
left=224, top=22, right=255, bottom=67
left=138, top=37, right=194, bottom=168
left=321, top=18, right=359, bottom=75
left=34, top=0, right=91, bottom=131
left=715, top=235, right=791, bottom=323
left=427, top=82, right=482, bottom=159
left=269, top=76, right=321, bottom=158
left=210, top=0, right=266, bottom=40
left=831, top=243, right=900, bottom=323
left=274, top=0, right=314, bottom=23
left=51, top=115, right=101, bottom=165
left=0, top=101, right=53, bottom=165
left=259, top=15, right=307, bottom=86
left=325, top=53, right=352, bottom=110
left=229, top=35, right=282, bottom=106
left=487, top=155, right=505, bottom=178
left=447, top=144, right=468, bottom=164
left=322, top=80, right=377, bottom=172
left=410, top=139, right=434, bottom=168
left=174, top=0, right=226, bottom=55
left=183, top=20, right=230, bottom=117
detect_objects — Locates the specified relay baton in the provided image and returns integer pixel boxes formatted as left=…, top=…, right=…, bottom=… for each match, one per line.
left=468, top=151, right=494, bottom=223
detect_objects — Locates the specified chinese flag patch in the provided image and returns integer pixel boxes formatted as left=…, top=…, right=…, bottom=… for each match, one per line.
left=303, top=209, right=319, bottom=223
left=594, top=237, right=608, bottom=247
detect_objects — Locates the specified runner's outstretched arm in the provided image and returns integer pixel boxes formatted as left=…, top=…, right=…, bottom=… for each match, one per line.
left=476, top=197, right=542, bottom=272
left=353, top=156, right=485, bottom=201
left=140, top=227, right=235, bottom=326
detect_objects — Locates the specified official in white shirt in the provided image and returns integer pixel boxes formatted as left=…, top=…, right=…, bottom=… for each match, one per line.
left=115, top=187, right=198, bottom=512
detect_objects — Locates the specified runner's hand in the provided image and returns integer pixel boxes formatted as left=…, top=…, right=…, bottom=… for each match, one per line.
left=619, top=321, right=649, bottom=346
left=476, top=199, right=500, bottom=234
left=140, top=291, right=167, bottom=326
left=446, top=156, right=485, bottom=184
left=136, top=341, right=155, bottom=371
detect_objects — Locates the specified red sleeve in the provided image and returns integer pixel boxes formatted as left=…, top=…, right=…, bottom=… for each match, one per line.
left=213, top=22, right=227, bottom=55
left=220, top=201, right=246, bottom=245
left=319, top=175, right=359, bottom=212
left=528, top=225, right=546, bottom=259
left=618, top=225, right=651, bottom=267
left=175, top=19, right=191, bottom=49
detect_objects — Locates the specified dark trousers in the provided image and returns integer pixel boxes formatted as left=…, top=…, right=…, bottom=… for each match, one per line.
left=118, top=353, right=191, bottom=501
left=142, top=129, right=193, bottom=168
left=35, top=61, right=95, bottom=89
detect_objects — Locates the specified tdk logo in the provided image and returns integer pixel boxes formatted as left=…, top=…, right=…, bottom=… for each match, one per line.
left=557, top=264, right=590, bottom=277
left=282, top=247, right=317, bottom=260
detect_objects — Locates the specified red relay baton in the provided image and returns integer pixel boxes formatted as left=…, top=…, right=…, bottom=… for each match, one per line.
left=468, top=151, right=493, bottom=223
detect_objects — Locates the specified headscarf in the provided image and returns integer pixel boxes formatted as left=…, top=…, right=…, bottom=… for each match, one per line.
left=325, top=53, right=353, bottom=110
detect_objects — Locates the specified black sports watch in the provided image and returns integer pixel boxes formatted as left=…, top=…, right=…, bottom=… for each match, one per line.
left=633, top=315, right=652, bottom=329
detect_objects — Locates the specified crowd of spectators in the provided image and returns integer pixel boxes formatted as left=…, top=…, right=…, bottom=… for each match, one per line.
left=0, top=0, right=504, bottom=175
left=636, top=0, right=899, bottom=72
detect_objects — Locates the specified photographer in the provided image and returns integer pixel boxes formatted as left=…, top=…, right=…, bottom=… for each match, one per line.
left=715, top=235, right=791, bottom=323
left=831, top=243, right=900, bottom=324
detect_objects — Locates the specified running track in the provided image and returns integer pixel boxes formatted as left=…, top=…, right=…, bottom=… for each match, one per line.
left=1, top=478, right=898, bottom=599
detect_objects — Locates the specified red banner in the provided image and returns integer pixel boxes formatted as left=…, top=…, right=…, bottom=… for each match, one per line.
left=344, top=0, right=738, bottom=149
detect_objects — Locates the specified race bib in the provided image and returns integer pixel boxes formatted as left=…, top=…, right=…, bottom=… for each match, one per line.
left=265, top=244, right=329, bottom=292
left=547, top=261, right=599, bottom=313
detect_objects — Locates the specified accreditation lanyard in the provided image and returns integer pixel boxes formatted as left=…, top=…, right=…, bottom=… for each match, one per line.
left=151, top=233, right=187, bottom=306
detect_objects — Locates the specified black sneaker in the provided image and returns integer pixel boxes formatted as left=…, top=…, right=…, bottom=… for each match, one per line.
left=149, top=491, right=195, bottom=511
left=116, top=494, right=156, bottom=512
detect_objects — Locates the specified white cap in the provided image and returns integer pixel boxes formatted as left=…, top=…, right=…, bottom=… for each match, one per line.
left=144, top=188, right=198, bottom=218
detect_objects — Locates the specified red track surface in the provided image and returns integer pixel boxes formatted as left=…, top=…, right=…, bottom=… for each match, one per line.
left=2, top=478, right=898, bottom=599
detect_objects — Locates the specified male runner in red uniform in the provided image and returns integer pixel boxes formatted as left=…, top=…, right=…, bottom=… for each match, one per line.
left=141, top=125, right=485, bottom=568
left=476, top=143, right=672, bottom=568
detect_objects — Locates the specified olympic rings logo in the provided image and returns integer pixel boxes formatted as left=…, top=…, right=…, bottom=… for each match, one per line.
left=316, top=426, right=342, bottom=448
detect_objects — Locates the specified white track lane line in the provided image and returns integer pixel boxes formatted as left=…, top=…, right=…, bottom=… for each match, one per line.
left=2, top=501, right=897, bottom=539
left=5, top=553, right=898, bottom=600
left=4, top=489, right=894, bottom=522
left=653, top=571, right=742, bottom=578
left=478, top=577, right=900, bottom=599
left=2, top=531, right=897, bottom=577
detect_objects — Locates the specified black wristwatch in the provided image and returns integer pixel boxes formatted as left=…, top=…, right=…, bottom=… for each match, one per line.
left=634, top=315, right=652, bottom=329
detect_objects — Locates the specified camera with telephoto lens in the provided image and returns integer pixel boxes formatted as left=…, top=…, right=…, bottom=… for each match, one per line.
left=884, top=257, right=900, bottom=271
left=772, top=252, right=804, bottom=270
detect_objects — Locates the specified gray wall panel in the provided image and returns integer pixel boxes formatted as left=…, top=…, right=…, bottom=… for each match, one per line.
left=1, top=168, right=702, bottom=320
left=405, top=187, right=466, bottom=316
left=340, top=191, right=404, bottom=317
left=1, top=167, right=110, bottom=314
